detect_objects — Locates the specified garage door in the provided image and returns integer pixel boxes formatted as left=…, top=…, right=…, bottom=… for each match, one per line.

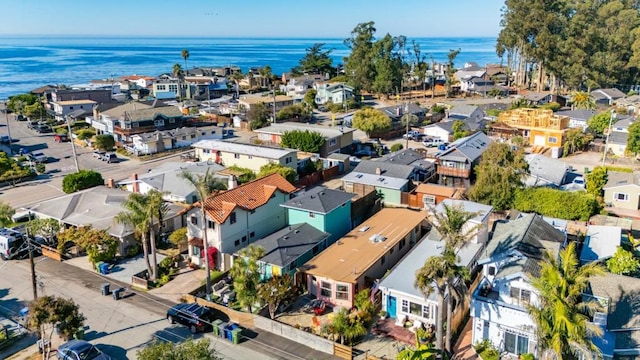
left=533, top=135, right=546, bottom=146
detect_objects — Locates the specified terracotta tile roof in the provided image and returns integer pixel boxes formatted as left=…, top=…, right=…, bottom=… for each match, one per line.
left=415, top=183, right=458, bottom=198
left=203, top=173, right=297, bottom=223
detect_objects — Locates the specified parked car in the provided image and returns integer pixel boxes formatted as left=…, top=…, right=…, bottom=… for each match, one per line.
left=422, top=137, right=446, bottom=148
left=27, top=121, right=40, bottom=130
left=92, top=151, right=106, bottom=159
left=101, top=153, right=118, bottom=163
left=28, top=152, right=47, bottom=163
left=54, top=133, right=69, bottom=142
left=0, top=135, right=10, bottom=144
left=57, top=340, right=112, bottom=360
left=35, top=124, right=52, bottom=134
left=402, top=131, right=422, bottom=140
left=166, top=303, right=214, bottom=334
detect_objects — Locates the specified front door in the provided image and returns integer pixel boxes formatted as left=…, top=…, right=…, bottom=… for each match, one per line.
left=387, top=296, right=397, bottom=318
left=483, top=320, right=490, bottom=339
left=309, top=276, right=317, bottom=296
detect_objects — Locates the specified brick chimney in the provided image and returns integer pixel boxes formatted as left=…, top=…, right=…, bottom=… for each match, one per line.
left=375, top=167, right=382, bottom=175
left=132, top=173, right=139, bottom=193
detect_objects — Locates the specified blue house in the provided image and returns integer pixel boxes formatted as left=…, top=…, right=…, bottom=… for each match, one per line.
left=280, top=186, right=355, bottom=244
left=246, top=223, right=330, bottom=280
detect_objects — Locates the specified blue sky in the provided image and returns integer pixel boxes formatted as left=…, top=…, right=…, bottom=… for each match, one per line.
left=0, top=0, right=504, bottom=38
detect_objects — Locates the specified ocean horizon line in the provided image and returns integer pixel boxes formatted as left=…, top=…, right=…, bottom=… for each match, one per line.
left=0, top=34, right=498, bottom=40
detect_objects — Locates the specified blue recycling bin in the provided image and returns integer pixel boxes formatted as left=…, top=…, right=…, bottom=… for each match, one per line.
left=225, top=323, right=238, bottom=342
left=99, top=263, right=110, bottom=275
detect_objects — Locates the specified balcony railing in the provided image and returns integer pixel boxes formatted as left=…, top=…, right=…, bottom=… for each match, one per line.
left=437, top=167, right=471, bottom=178
left=114, top=125, right=156, bottom=136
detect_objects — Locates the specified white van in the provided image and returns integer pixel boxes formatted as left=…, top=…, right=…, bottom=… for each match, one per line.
left=422, top=137, right=446, bottom=147
left=29, top=152, right=47, bottom=163
left=0, top=228, right=31, bottom=260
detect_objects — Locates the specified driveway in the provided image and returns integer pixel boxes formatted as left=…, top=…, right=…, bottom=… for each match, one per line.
left=65, top=253, right=166, bottom=285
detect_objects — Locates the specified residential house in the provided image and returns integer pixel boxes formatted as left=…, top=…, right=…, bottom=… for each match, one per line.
left=379, top=103, right=427, bottom=122
left=524, top=154, right=571, bottom=188
left=117, top=75, right=156, bottom=90
left=603, top=171, right=640, bottom=210
left=617, top=94, right=640, bottom=115
left=433, top=199, right=493, bottom=244
left=129, top=126, right=223, bottom=156
left=448, top=105, right=485, bottom=123
left=470, top=213, right=567, bottom=356
left=253, top=122, right=355, bottom=157
left=585, top=274, right=640, bottom=358
left=280, top=186, right=355, bottom=244
left=302, top=208, right=427, bottom=308
left=591, top=88, right=626, bottom=106
left=114, top=106, right=186, bottom=141
left=379, top=149, right=436, bottom=182
left=341, top=160, right=416, bottom=205
left=607, top=116, right=636, bottom=156
left=379, top=228, right=484, bottom=330
left=314, top=83, right=355, bottom=105
left=579, top=225, right=622, bottom=264
left=50, top=88, right=112, bottom=104
left=152, top=77, right=190, bottom=100
left=282, top=74, right=325, bottom=97
left=51, top=99, right=97, bottom=121
left=423, top=121, right=456, bottom=142
left=85, top=101, right=153, bottom=135
left=522, top=92, right=553, bottom=106
left=414, top=183, right=459, bottom=207
left=555, top=109, right=597, bottom=131
left=242, top=223, right=330, bottom=281
left=238, top=94, right=294, bottom=113
left=28, top=186, right=185, bottom=255
left=192, top=139, right=298, bottom=172
left=455, top=63, right=487, bottom=91
left=116, top=161, right=230, bottom=204
left=435, top=131, right=492, bottom=188
left=185, top=173, right=297, bottom=270
left=497, top=108, right=570, bottom=149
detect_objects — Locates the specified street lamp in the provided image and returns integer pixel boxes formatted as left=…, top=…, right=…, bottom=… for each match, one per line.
left=25, top=210, right=38, bottom=300
left=66, top=116, right=80, bottom=172
left=602, top=109, right=617, bottom=166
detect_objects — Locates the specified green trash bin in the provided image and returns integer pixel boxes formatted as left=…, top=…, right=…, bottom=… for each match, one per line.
left=74, top=327, right=84, bottom=340
left=212, top=319, right=223, bottom=337
left=231, top=328, right=242, bottom=344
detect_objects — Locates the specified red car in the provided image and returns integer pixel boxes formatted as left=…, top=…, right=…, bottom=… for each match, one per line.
left=54, top=134, right=69, bottom=143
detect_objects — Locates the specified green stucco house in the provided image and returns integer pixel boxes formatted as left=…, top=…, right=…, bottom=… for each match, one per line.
left=280, top=186, right=355, bottom=244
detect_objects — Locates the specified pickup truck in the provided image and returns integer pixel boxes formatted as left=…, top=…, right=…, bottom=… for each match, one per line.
left=29, top=152, right=47, bottom=163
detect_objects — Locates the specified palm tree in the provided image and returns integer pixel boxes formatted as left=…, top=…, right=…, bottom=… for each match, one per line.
left=572, top=91, right=596, bottom=110
left=397, top=335, right=439, bottom=360
left=172, top=63, right=184, bottom=100
left=115, top=193, right=153, bottom=280
left=147, top=189, right=169, bottom=281
left=230, top=245, right=265, bottom=313
left=258, top=66, right=273, bottom=89
left=178, top=169, right=227, bottom=300
left=428, top=203, right=480, bottom=254
left=415, top=254, right=452, bottom=352
left=528, top=242, right=606, bottom=360
left=181, top=49, right=190, bottom=73
left=230, top=71, right=244, bottom=99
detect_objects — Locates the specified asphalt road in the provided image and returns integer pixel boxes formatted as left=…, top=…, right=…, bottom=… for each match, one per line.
left=0, top=257, right=334, bottom=360
left=0, top=113, right=189, bottom=209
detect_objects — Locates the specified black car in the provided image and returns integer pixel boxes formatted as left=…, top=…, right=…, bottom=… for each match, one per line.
left=56, top=339, right=112, bottom=360
left=166, top=303, right=214, bottom=333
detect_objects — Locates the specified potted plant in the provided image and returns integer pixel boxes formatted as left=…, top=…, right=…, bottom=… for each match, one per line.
left=379, top=310, right=387, bottom=319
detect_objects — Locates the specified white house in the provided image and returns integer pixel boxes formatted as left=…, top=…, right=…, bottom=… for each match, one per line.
left=470, top=213, right=566, bottom=356
left=579, top=225, right=622, bottom=264
left=52, top=99, right=97, bottom=121
left=185, top=173, right=297, bottom=271
left=422, top=122, right=454, bottom=142
left=432, top=199, right=493, bottom=243
left=130, top=126, right=223, bottom=156
left=315, top=83, right=355, bottom=105
left=191, top=139, right=297, bottom=173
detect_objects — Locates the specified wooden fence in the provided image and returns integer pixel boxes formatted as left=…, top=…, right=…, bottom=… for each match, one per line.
left=41, top=244, right=62, bottom=261
left=334, top=343, right=353, bottom=360
left=183, top=294, right=255, bottom=328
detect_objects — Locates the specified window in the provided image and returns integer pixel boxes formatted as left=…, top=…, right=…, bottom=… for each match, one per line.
left=320, top=281, right=332, bottom=297
left=504, top=332, right=529, bottom=354
left=250, top=210, right=255, bottom=214
left=548, top=136, right=558, bottom=144
left=230, top=212, right=236, bottom=224
left=329, top=138, right=337, bottom=146
left=193, top=245, right=202, bottom=257
left=169, top=84, right=178, bottom=92
left=234, top=154, right=240, bottom=159
left=380, top=255, right=385, bottom=266
left=488, top=266, right=496, bottom=276
left=248, top=155, right=253, bottom=159
left=154, top=120, right=164, bottom=127
left=242, top=236, right=247, bottom=243
left=190, top=134, right=196, bottom=139
left=409, top=302, right=422, bottom=316
left=399, top=238, right=406, bottom=250
left=207, top=220, right=215, bottom=229
left=157, top=84, right=166, bottom=91
left=615, top=192, right=629, bottom=201
left=423, top=195, right=436, bottom=205
left=234, top=239, right=240, bottom=246
left=285, top=157, right=292, bottom=164
left=312, top=244, right=319, bottom=255
left=190, top=216, right=198, bottom=225
left=510, top=286, right=531, bottom=306
left=422, top=305, right=430, bottom=319
left=250, top=231, right=255, bottom=238
left=309, top=212, right=315, bottom=218
left=182, top=136, right=187, bottom=140
left=336, top=284, right=349, bottom=300
left=401, top=299, right=409, bottom=313
left=169, top=118, right=175, bottom=123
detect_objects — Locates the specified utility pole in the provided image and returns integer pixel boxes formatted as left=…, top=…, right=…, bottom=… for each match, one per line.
left=26, top=211, right=38, bottom=300
left=404, top=102, right=410, bottom=149
left=4, top=99, right=13, bottom=154
left=431, top=58, right=436, bottom=100
left=272, top=86, right=277, bottom=124
left=66, top=116, right=80, bottom=172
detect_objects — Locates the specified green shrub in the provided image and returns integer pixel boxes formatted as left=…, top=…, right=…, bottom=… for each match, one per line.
left=76, top=129, right=95, bottom=141
left=62, top=169, right=104, bottom=194
left=390, top=143, right=403, bottom=152
left=35, top=163, right=46, bottom=174
left=605, top=165, right=633, bottom=173
left=486, top=109, right=502, bottom=117
left=540, top=102, right=561, bottom=111
left=514, top=187, right=599, bottom=221
left=431, top=104, right=446, bottom=114
left=125, top=244, right=141, bottom=257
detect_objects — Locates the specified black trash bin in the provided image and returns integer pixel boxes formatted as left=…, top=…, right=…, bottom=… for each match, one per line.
left=112, top=288, right=123, bottom=300
left=101, top=283, right=110, bottom=296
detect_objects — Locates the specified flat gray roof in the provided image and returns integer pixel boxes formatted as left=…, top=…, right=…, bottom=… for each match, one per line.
left=192, top=139, right=296, bottom=159
left=342, top=171, right=408, bottom=190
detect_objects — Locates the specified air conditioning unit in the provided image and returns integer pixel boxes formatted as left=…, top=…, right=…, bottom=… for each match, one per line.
left=369, top=234, right=387, bottom=243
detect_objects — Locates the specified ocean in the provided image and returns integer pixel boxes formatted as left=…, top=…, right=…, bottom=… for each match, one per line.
left=0, top=36, right=501, bottom=99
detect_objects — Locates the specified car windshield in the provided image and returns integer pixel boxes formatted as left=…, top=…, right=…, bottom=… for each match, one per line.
left=78, top=345, right=102, bottom=360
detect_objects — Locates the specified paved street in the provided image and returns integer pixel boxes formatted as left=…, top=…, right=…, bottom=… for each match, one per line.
left=0, top=257, right=337, bottom=360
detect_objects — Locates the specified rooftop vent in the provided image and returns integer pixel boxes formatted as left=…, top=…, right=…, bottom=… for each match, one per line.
left=359, top=226, right=371, bottom=232
left=369, top=234, right=387, bottom=243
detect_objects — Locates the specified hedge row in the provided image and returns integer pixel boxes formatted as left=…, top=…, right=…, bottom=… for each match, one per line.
left=514, top=187, right=599, bottom=221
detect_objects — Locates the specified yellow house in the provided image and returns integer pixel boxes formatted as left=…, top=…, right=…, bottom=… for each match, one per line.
left=497, top=108, right=569, bottom=147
